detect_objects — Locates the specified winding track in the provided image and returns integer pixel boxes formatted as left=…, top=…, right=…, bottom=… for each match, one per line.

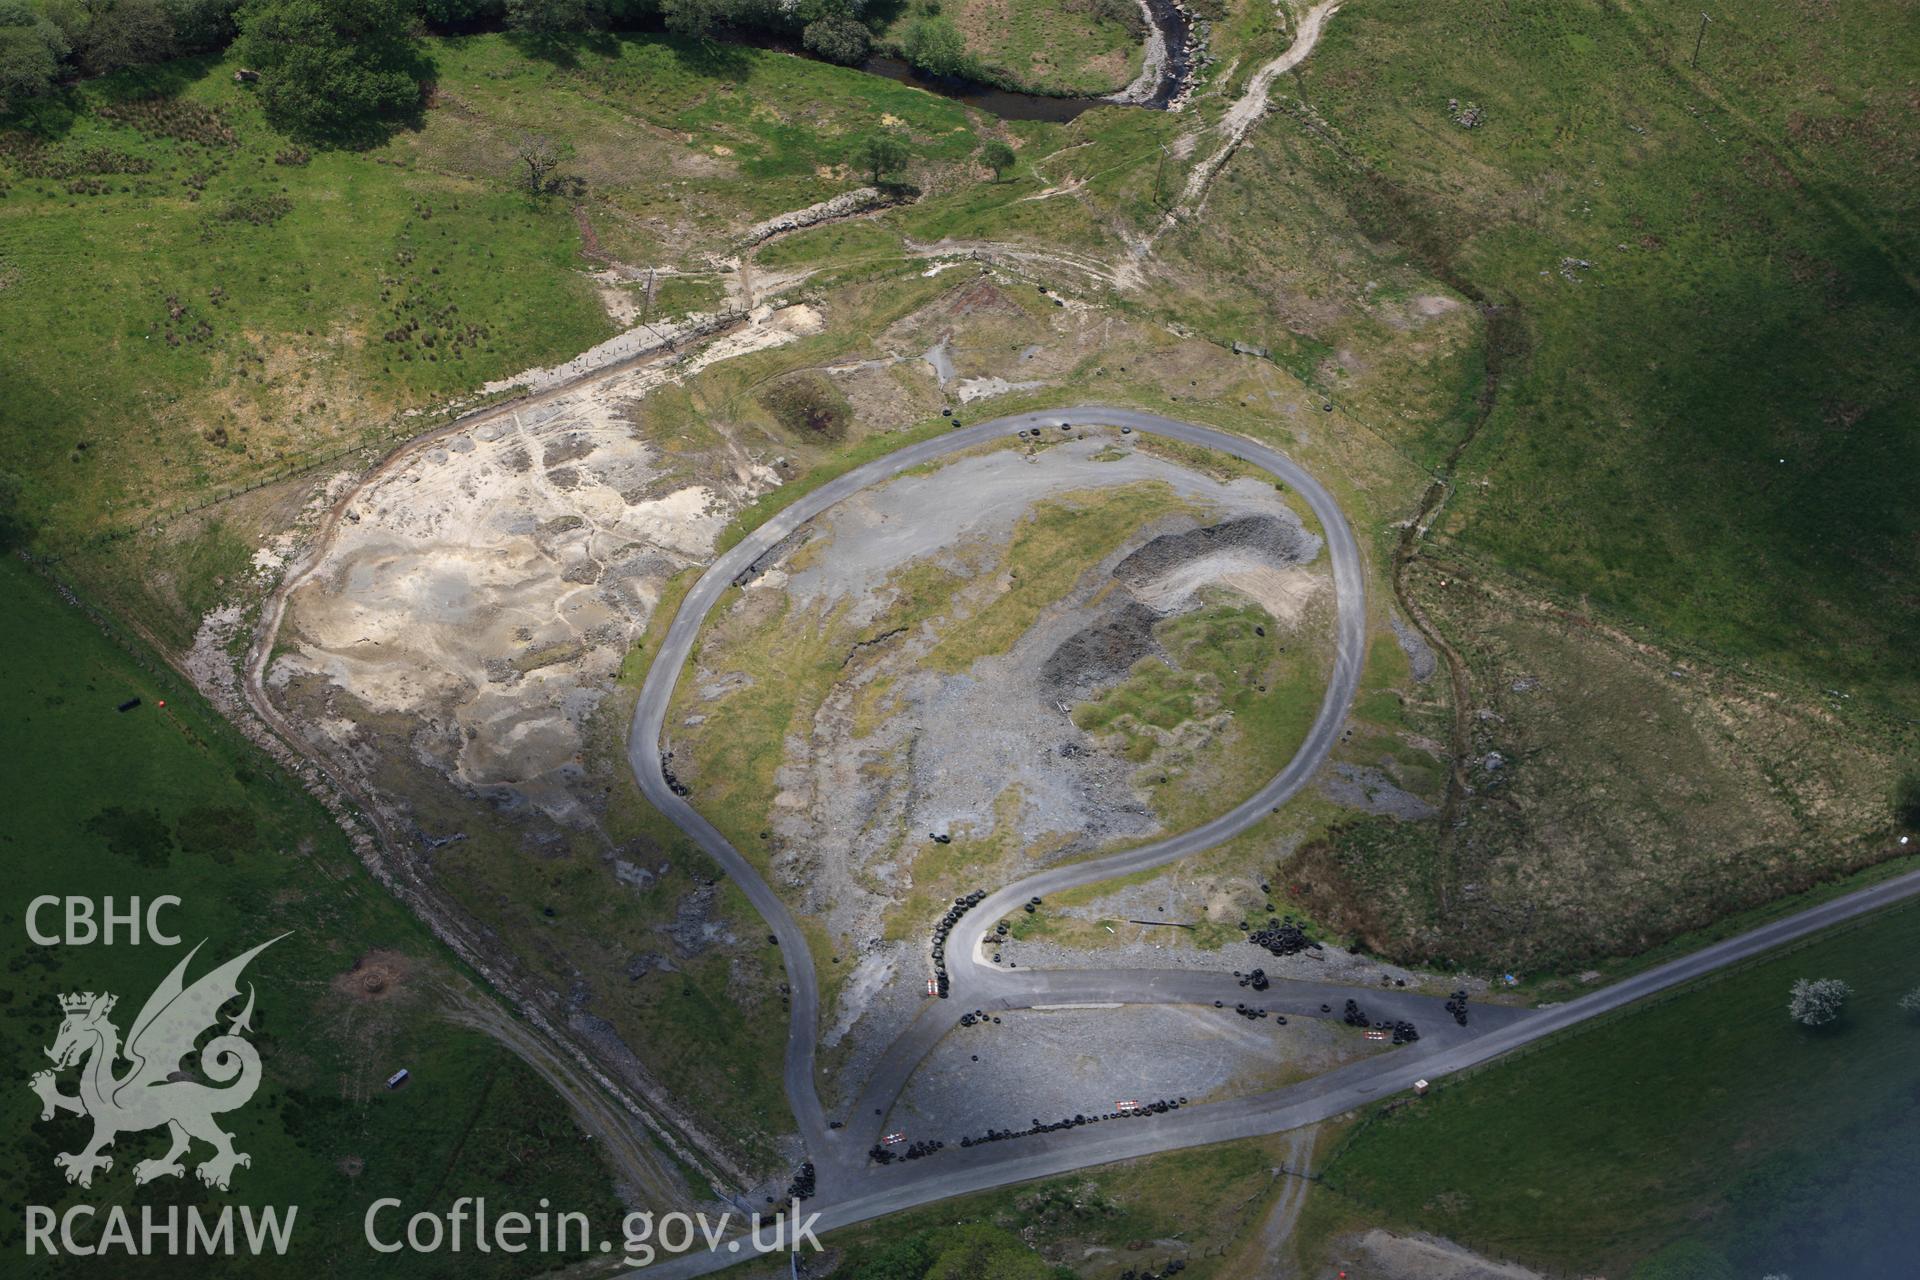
left=627, top=407, right=1920, bottom=1276
left=628, top=406, right=1369, bottom=1174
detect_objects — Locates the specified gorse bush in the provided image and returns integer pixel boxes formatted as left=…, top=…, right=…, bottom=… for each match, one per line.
left=1788, top=977, right=1852, bottom=1028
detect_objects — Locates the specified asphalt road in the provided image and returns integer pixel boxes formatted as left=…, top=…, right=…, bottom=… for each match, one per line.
left=634, top=861, right=1920, bottom=1279
left=628, top=407, right=1368, bottom=1178
left=626, top=406, right=1920, bottom=1276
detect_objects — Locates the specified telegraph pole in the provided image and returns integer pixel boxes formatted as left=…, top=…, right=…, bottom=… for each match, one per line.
left=1690, top=11, right=1712, bottom=67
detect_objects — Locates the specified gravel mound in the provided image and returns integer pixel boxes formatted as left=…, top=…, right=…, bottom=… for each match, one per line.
left=1113, top=514, right=1317, bottom=586
left=1039, top=599, right=1162, bottom=699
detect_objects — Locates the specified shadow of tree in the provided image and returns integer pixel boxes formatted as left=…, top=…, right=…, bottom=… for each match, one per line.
left=501, top=28, right=622, bottom=71
left=662, top=33, right=754, bottom=80
left=1, top=91, right=86, bottom=141
left=1, top=54, right=223, bottom=141
left=92, top=54, right=224, bottom=103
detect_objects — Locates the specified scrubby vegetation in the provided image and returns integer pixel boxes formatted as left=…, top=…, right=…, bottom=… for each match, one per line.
left=879, top=0, right=1145, bottom=96
left=760, top=371, right=853, bottom=439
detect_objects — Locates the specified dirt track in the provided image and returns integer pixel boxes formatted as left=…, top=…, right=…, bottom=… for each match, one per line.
left=1147, top=0, right=1344, bottom=249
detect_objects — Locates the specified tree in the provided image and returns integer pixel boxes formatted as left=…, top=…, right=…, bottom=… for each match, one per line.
left=1899, top=986, right=1920, bottom=1016
left=236, top=0, right=426, bottom=140
left=661, top=0, right=726, bottom=41
left=854, top=130, right=910, bottom=186
left=417, top=0, right=505, bottom=32
left=900, top=14, right=967, bottom=78
left=1788, top=977, right=1852, bottom=1028
left=980, top=138, right=1015, bottom=180
left=0, top=1, right=70, bottom=115
left=504, top=0, right=602, bottom=34
left=64, top=0, right=178, bottom=76
left=1896, top=772, right=1920, bottom=829
left=161, top=0, right=245, bottom=52
left=512, top=130, right=563, bottom=194
left=787, top=0, right=864, bottom=23
left=801, top=14, right=868, bottom=66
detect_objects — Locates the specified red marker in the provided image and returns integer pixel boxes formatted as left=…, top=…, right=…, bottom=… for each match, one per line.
left=157, top=700, right=166, bottom=708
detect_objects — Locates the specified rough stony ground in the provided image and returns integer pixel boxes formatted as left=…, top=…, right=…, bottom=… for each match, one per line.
left=1390, top=612, right=1437, bottom=683
left=1002, top=926, right=1456, bottom=992
left=678, top=434, right=1334, bottom=1099
left=888, top=1004, right=1374, bottom=1142
left=1320, top=762, right=1438, bottom=821
left=1330, top=1229, right=1545, bottom=1280
left=267, top=303, right=826, bottom=835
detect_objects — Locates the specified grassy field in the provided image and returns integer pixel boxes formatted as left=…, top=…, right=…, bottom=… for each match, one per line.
left=0, top=33, right=988, bottom=559
left=1310, top=899, right=1920, bottom=1277
left=0, top=557, right=625, bottom=1275
left=0, top=54, right=608, bottom=550
left=1285, top=0, right=1920, bottom=710
left=1132, top=0, right=1920, bottom=973
left=878, top=0, right=1147, bottom=96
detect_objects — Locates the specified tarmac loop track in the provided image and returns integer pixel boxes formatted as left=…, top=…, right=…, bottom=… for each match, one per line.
left=630, top=407, right=1365, bottom=1165
left=626, top=407, right=1920, bottom=1276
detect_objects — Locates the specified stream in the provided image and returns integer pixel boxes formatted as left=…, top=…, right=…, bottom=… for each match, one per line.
left=855, top=0, right=1195, bottom=123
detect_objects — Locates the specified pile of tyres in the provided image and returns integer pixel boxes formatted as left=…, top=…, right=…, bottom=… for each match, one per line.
left=1117, top=1262, right=1188, bottom=1280
left=928, top=890, right=986, bottom=998
left=658, top=752, right=690, bottom=797
left=870, top=1138, right=945, bottom=1165
left=1244, top=914, right=1318, bottom=958
left=781, top=1161, right=815, bottom=1202
left=1445, top=988, right=1471, bottom=1026
left=1221, top=1001, right=1284, bottom=1024
left=957, top=1097, right=1190, bottom=1150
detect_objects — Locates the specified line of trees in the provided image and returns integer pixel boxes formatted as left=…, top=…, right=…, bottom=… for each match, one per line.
left=3, top=0, right=253, bottom=115
left=0, top=0, right=892, bottom=126
left=0, top=0, right=1046, bottom=189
